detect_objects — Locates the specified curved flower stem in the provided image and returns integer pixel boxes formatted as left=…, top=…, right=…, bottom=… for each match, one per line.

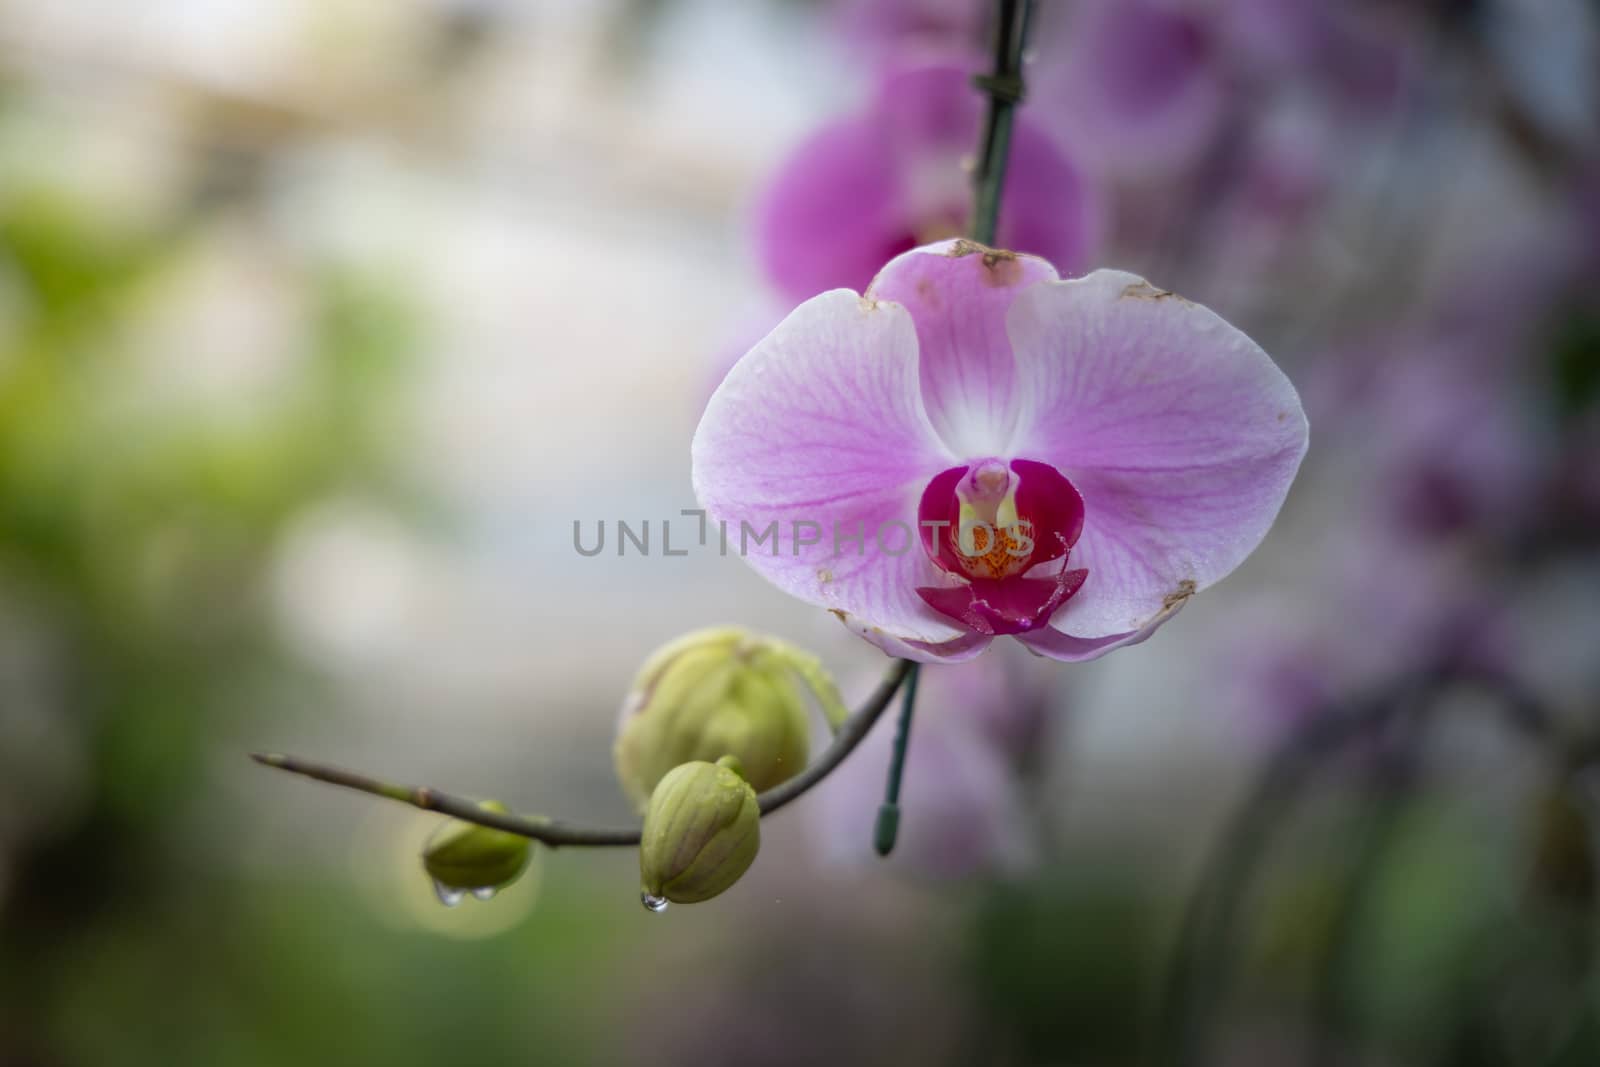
left=251, top=659, right=914, bottom=848
left=970, top=0, right=1034, bottom=246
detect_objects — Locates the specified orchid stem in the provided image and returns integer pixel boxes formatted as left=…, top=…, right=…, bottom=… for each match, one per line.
left=252, top=660, right=914, bottom=848
left=861, top=0, right=1033, bottom=856
left=874, top=661, right=921, bottom=856
left=970, top=0, right=1033, bottom=246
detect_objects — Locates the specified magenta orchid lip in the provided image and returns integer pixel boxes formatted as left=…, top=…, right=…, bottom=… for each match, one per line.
left=693, top=238, right=1309, bottom=664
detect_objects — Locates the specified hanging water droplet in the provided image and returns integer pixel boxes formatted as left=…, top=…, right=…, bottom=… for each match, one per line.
left=640, top=891, right=669, bottom=913
left=433, top=880, right=465, bottom=907
left=471, top=886, right=497, bottom=901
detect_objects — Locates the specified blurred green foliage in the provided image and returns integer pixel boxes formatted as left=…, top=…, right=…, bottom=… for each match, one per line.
left=0, top=166, right=438, bottom=1063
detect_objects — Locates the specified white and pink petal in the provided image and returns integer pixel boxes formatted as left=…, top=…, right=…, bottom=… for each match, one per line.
left=1007, top=269, right=1308, bottom=640
left=692, top=289, right=966, bottom=648
left=866, top=240, right=1058, bottom=457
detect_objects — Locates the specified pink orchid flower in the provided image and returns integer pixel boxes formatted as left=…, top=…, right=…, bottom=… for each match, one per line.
left=692, top=239, right=1308, bottom=663
left=754, top=60, right=1101, bottom=305
left=1036, top=0, right=1226, bottom=176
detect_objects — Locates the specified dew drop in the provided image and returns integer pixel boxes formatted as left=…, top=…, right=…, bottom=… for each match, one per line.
left=433, top=880, right=465, bottom=908
left=471, top=886, right=497, bottom=901
left=640, top=891, right=669, bottom=913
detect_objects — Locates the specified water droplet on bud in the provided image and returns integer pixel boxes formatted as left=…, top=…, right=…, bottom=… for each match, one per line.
left=472, top=886, right=497, bottom=901
left=433, top=880, right=465, bottom=907
left=641, top=891, right=669, bottom=913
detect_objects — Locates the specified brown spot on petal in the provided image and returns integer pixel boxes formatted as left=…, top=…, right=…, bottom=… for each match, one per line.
left=858, top=296, right=880, bottom=312
left=817, top=568, right=833, bottom=584
left=1162, top=579, right=1197, bottom=611
left=829, top=608, right=849, bottom=623
left=980, top=254, right=1023, bottom=287
left=1121, top=279, right=1186, bottom=302
left=947, top=240, right=1024, bottom=286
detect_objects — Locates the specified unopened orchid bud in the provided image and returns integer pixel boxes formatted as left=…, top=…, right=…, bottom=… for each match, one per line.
left=614, top=627, right=848, bottom=812
left=639, top=756, right=760, bottom=908
left=422, top=801, right=532, bottom=906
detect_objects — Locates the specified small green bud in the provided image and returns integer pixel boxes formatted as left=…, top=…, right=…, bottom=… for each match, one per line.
left=422, top=801, right=532, bottom=906
left=639, top=756, right=760, bottom=907
left=615, top=627, right=844, bottom=812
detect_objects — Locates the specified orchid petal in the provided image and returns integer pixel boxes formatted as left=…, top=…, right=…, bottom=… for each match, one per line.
left=1015, top=598, right=1186, bottom=662
left=1007, top=270, right=1308, bottom=639
left=837, top=612, right=995, bottom=664
left=868, top=241, right=1058, bottom=456
left=693, top=290, right=964, bottom=645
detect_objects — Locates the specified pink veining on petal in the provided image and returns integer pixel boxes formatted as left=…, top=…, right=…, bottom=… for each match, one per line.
left=692, top=290, right=963, bottom=646
left=867, top=242, right=1058, bottom=455
left=1005, top=269, right=1309, bottom=643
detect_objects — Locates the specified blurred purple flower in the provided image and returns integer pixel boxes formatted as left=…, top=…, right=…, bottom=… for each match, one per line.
left=1309, top=295, right=1551, bottom=545
left=1224, top=511, right=1507, bottom=740
left=1222, top=317, right=1548, bottom=739
left=830, top=0, right=988, bottom=64
left=753, top=61, right=1102, bottom=304
left=1194, top=97, right=1341, bottom=294
left=1372, top=349, right=1543, bottom=541
left=1217, top=0, right=1413, bottom=118
left=1036, top=0, right=1227, bottom=176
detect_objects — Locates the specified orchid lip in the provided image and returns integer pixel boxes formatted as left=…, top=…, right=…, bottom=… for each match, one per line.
left=915, top=458, right=1089, bottom=636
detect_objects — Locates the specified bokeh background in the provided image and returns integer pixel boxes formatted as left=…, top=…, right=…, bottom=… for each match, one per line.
left=0, top=1, right=1597, bottom=1064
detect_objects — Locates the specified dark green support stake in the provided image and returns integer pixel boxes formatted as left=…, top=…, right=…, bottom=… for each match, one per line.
left=874, top=662, right=921, bottom=856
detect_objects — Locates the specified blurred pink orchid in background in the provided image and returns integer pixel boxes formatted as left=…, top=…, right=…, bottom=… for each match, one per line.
left=753, top=61, right=1101, bottom=304
left=1037, top=0, right=1226, bottom=177
left=693, top=239, right=1308, bottom=663
left=1217, top=0, right=1413, bottom=117
left=830, top=0, right=989, bottom=64
left=1033, top=0, right=1410, bottom=184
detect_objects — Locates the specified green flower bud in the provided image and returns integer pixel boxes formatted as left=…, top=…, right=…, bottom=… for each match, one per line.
left=639, top=756, right=760, bottom=908
left=422, top=801, right=532, bottom=906
left=615, top=627, right=847, bottom=812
